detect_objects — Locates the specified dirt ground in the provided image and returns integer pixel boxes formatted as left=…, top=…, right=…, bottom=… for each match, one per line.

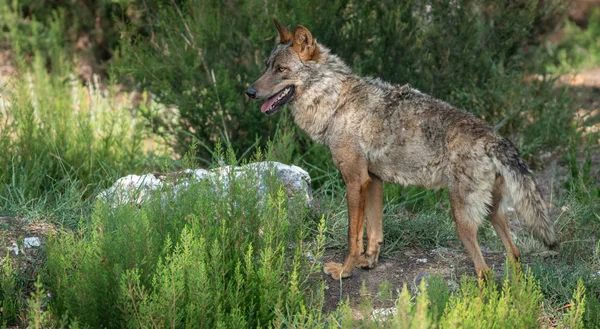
left=320, top=247, right=513, bottom=313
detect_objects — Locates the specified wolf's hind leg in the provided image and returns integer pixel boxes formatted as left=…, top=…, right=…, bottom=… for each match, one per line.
left=449, top=187, right=490, bottom=279
left=489, top=175, right=521, bottom=262
left=355, top=174, right=383, bottom=269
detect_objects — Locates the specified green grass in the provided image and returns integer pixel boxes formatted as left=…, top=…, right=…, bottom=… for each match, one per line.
left=543, top=8, right=600, bottom=74
left=0, top=51, right=161, bottom=228
left=0, top=254, right=24, bottom=326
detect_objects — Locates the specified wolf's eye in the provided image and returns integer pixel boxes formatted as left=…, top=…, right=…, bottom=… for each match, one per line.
left=277, top=66, right=287, bottom=73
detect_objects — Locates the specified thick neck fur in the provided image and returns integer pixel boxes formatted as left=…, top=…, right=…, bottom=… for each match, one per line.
left=288, top=43, right=353, bottom=144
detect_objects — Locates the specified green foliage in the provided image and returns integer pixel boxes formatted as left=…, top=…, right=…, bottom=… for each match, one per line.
left=0, top=0, right=130, bottom=75
left=0, top=254, right=23, bottom=327
left=45, top=157, right=326, bottom=328
left=530, top=160, right=600, bottom=328
left=0, top=36, right=155, bottom=228
left=427, top=275, right=452, bottom=322
left=331, top=265, right=586, bottom=328
left=392, top=281, right=433, bottom=329
left=26, top=278, right=51, bottom=329
left=532, top=249, right=600, bottom=328
left=441, top=269, right=542, bottom=328
left=563, top=279, right=587, bottom=329
left=544, top=8, right=600, bottom=73
left=0, top=0, right=70, bottom=77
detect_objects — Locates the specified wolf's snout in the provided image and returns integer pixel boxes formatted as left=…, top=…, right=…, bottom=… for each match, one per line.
left=246, top=87, right=257, bottom=99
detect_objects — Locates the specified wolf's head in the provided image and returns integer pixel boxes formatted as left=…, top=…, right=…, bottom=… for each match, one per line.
left=246, top=19, right=320, bottom=115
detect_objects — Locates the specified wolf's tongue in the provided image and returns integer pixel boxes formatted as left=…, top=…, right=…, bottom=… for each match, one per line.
left=260, top=95, right=278, bottom=113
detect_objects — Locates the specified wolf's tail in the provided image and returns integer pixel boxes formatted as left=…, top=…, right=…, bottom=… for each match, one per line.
left=491, top=139, right=558, bottom=249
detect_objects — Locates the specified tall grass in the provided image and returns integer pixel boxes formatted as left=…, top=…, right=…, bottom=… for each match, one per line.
left=38, top=157, right=591, bottom=328
left=0, top=0, right=162, bottom=227
left=0, top=54, right=156, bottom=228
left=0, top=254, right=23, bottom=326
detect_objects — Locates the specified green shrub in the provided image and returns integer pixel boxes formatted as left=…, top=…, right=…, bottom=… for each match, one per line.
left=0, top=254, right=23, bottom=327
left=543, top=8, right=600, bottom=73
left=0, top=0, right=132, bottom=76
left=330, top=265, right=586, bottom=328
left=26, top=278, right=52, bottom=329
left=46, top=156, right=326, bottom=328
left=0, top=43, right=155, bottom=228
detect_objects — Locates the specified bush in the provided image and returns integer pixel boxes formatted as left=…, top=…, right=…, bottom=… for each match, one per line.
left=0, top=0, right=131, bottom=76
left=0, top=55, right=151, bottom=226
left=331, top=266, right=586, bottom=329
left=0, top=254, right=23, bottom=327
left=45, top=155, right=326, bottom=328
left=0, top=3, right=156, bottom=226
left=543, top=8, right=600, bottom=73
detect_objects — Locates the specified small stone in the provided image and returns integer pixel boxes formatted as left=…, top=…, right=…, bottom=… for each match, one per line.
left=372, top=307, right=397, bottom=321
left=532, top=250, right=559, bottom=258
left=305, top=252, right=315, bottom=263
left=8, top=242, right=19, bottom=255
left=24, top=237, right=41, bottom=248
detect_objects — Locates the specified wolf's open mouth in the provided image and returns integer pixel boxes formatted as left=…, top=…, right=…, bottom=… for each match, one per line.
left=261, top=85, right=296, bottom=115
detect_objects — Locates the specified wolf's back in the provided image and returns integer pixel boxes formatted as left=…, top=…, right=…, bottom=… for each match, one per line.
left=490, top=138, right=558, bottom=249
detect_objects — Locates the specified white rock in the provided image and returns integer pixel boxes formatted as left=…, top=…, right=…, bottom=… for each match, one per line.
left=183, top=168, right=212, bottom=181
left=7, top=237, right=43, bottom=255
left=7, top=242, right=19, bottom=255
left=98, top=174, right=163, bottom=206
left=24, top=237, right=41, bottom=248
left=97, top=161, right=312, bottom=208
left=372, top=307, right=397, bottom=322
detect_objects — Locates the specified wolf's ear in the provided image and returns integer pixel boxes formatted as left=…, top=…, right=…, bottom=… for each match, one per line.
left=273, top=18, right=292, bottom=44
left=293, top=25, right=319, bottom=61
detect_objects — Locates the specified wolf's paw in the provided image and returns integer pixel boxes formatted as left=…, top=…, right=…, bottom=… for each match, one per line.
left=476, top=266, right=493, bottom=282
left=354, top=255, right=377, bottom=269
left=323, top=262, right=352, bottom=280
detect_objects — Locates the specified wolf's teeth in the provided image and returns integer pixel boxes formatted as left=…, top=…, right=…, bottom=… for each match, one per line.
left=272, top=87, right=291, bottom=109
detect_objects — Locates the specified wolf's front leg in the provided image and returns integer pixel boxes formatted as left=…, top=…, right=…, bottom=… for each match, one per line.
left=355, top=174, right=383, bottom=269
left=324, top=152, right=371, bottom=280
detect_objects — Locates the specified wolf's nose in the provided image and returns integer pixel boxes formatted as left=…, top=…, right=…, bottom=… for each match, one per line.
left=246, top=87, right=257, bottom=99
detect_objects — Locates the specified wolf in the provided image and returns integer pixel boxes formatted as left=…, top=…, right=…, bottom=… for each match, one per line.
left=247, top=19, right=558, bottom=280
